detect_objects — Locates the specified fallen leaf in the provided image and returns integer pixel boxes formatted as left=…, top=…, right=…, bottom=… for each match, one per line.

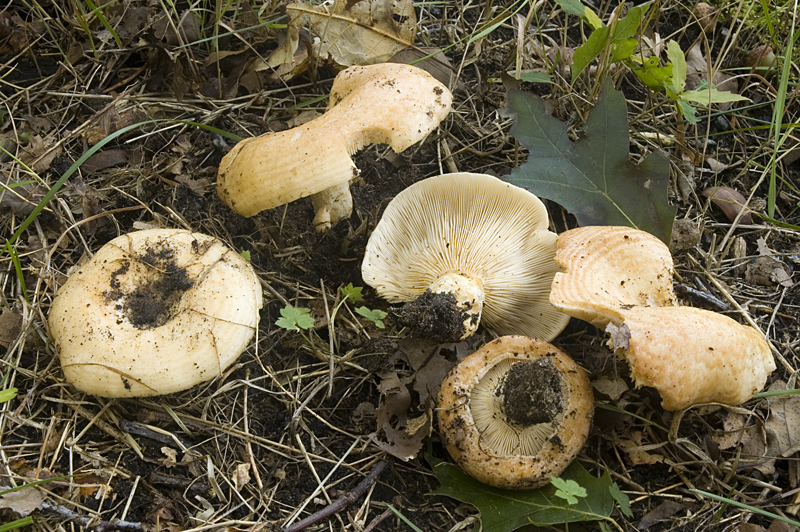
left=616, top=430, right=664, bottom=466
left=431, top=457, right=622, bottom=531
left=765, top=381, right=800, bottom=457
left=232, top=463, right=251, bottom=491
left=0, top=307, right=22, bottom=348
left=389, top=47, right=456, bottom=87
left=82, top=149, right=129, bottom=173
left=20, top=134, right=62, bottom=174
left=504, top=79, right=675, bottom=243
left=606, top=322, right=631, bottom=350
left=0, top=487, right=45, bottom=516
left=702, top=186, right=753, bottom=224
left=638, top=500, right=695, bottom=530
left=269, top=0, right=416, bottom=71
left=592, top=375, right=629, bottom=400
left=370, top=371, right=431, bottom=460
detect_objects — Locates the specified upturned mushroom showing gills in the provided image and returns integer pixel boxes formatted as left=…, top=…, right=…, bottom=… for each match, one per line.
left=216, top=62, right=452, bottom=231
left=437, top=335, right=594, bottom=490
left=361, top=172, right=570, bottom=343
left=48, top=228, right=263, bottom=397
left=550, top=226, right=775, bottom=410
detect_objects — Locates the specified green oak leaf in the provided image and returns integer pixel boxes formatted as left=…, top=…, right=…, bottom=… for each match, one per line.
left=504, top=78, right=676, bottom=243
left=430, top=457, right=620, bottom=531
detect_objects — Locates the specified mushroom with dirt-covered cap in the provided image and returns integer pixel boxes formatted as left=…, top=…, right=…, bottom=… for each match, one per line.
left=48, top=228, right=263, bottom=397
left=216, top=62, right=452, bottom=231
left=361, top=172, right=570, bottom=342
left=437, top=335, right=594, bottom=489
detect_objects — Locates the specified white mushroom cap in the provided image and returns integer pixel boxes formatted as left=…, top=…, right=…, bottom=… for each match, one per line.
left=437, top=335, right=594, bottom=490
left=362, top=172, right=570, bottom=342
left=610, top=306, right=775, bottom=410
left=217, top=63, right=452, bottom=230
left=48, top=229, right=263, bottom=397
left=550, top=226, right=677, bottom=328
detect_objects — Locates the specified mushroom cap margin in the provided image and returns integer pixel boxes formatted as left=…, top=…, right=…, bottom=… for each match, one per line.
left=436, top=335, right=594, bottom=490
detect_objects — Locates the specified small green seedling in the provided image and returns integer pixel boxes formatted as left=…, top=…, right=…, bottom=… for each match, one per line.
left=239, top=250, right=251, bottom=261
left=356, top=307, right=387, bottom=329
left=275, top=306, right=315, bottom=331
left=552, top=476, right=588, bottom=531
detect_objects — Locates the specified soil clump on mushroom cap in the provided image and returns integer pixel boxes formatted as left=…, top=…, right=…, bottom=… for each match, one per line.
left=501, top=357, right=565, bottom=426
left=105, top=242, right=195, bottom=329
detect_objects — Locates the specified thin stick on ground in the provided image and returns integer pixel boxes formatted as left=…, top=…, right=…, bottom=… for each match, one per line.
left=283, top=460, right=389, bottom=532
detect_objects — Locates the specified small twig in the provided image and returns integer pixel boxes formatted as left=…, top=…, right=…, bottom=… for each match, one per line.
left=362, top=507, right=393, bottom=532
left=38, top=502, right=144, bottom=531
left=284, top=460, right=389, bottom=532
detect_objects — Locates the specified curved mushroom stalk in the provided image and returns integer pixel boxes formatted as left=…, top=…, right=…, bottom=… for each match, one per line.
left=217, top=63, right=452, bottom=230
left=395, top=270, right=485, bottom=342
left=437, top=335, right=594, bottom=490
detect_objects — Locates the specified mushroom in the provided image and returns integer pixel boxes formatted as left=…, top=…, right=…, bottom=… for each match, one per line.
left=361, top=172, right=570, bottom=342
left=48, top=228, right=263, bottom=397
left=437, top=335, right=594, bottom=490
left=550, top=225, right=775, bottom=410
left=609, top=306, right=776, bottom=410
left=550, top=225, right=676, bottom=328
left=216, top=62, right=453, bottom=231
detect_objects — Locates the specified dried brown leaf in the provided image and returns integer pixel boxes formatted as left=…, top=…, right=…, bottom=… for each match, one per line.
left=0, top=307, right=22, bottom=349
left=0, top=487, right=45, bottom=516
left=702, top=186, right=753, bottom=224
left=638, top=500, right=695, bottom=530
left=270, top=0, right=416, bottom=72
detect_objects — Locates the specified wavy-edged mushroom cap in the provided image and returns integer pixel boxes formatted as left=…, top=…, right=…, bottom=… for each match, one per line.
left=437, top=335, right=593, bottom=490
left=550, top=226, right=677, bottom=328
left=611, top=306, right=775, bottom=410
left=48, top=229, right=263, bottom=397
left=362, top=172, right=570, bottom=342
left=217, top=63, right=452, bottom=230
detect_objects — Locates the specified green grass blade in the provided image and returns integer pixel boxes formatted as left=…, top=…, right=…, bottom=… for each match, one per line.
left=691, top=489, right=800, bottom=528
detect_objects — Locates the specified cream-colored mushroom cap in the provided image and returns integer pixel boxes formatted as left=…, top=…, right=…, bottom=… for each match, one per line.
left=362, top=172, right=570, bottom=342
left=217, top=62, right=452, bottom=231
left=550, top=226, right=676, bottom=328
left=437, top=335, right=594, bottom=490
left=48, top=228, right=263, bottom=397
left=548, top=225, right=775, bottom=410
left=610, top=306, right=775, bottom=410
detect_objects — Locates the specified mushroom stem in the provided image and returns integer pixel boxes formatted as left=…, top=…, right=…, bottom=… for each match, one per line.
left=311, top=181, right=354, bottom=232
left=395, top=270, right=484, bottom=342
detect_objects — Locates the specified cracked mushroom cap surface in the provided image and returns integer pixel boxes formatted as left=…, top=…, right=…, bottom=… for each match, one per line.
left=610, top=306, right=775, bottom=410
left=48, top=228, right=263, bottom=397
left=216, top=62, right=452, bottom=219
left=550, top=226, right=677, bottom=328
left=362, top=172, right=570, bottom=341
left=437, top=335, right=594, bottom=490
